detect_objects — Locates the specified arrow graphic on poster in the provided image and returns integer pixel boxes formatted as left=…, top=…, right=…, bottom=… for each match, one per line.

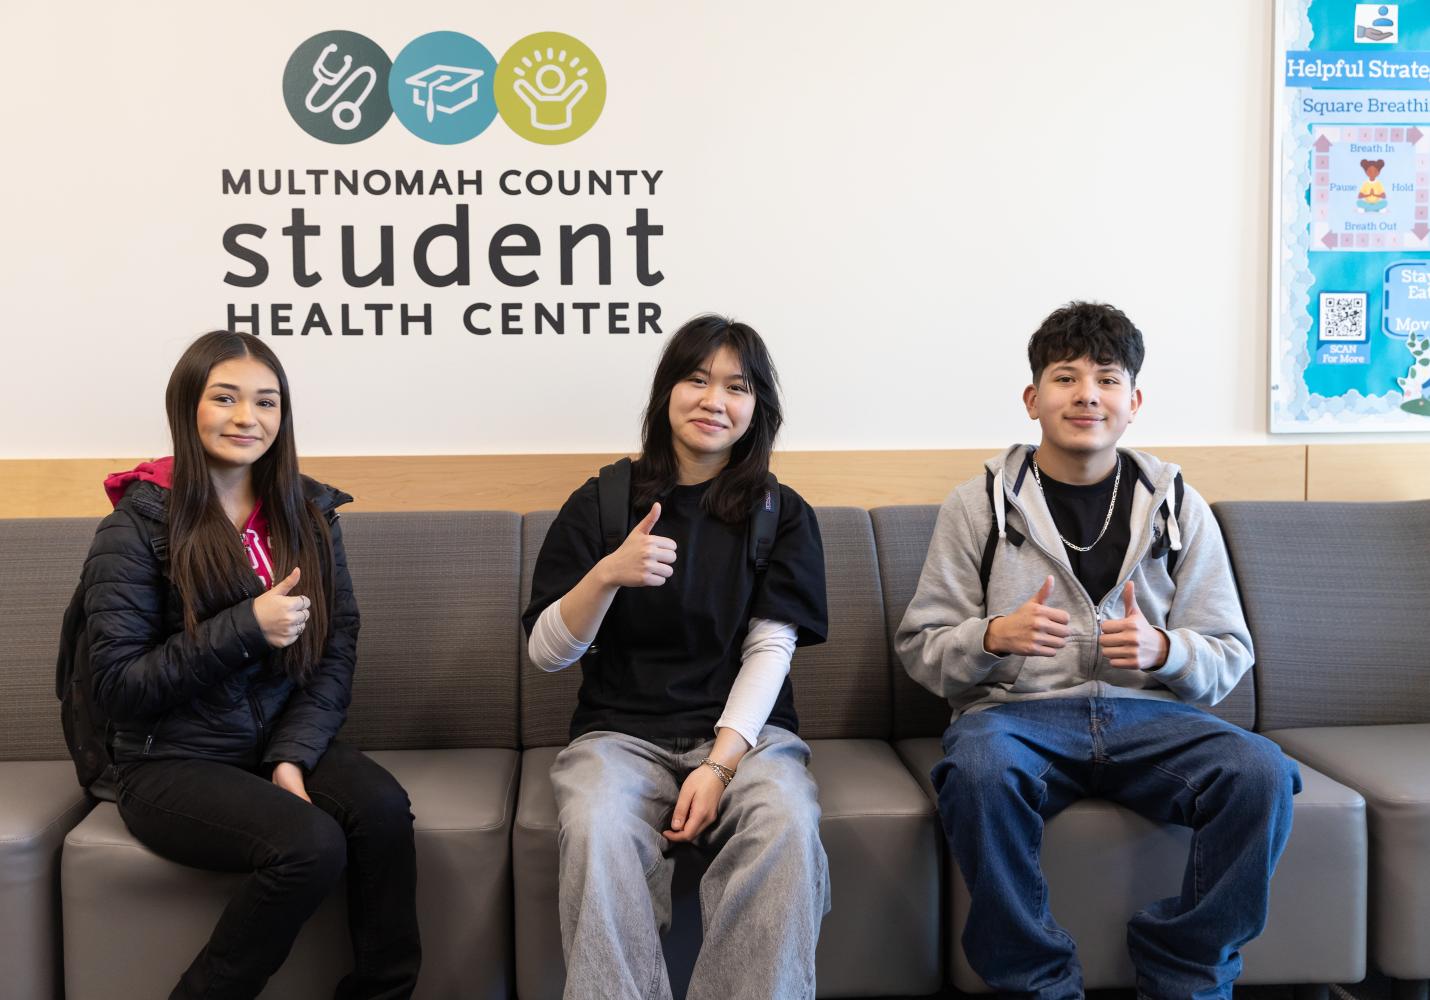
left=1322, top=231, right=1340, bottom=248
left=1315, top=134, right=1334, bottom=153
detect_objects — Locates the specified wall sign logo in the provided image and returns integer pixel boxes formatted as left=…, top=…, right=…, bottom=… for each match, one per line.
left=283, top=29, right=604, bottom=144
left=494, top=32, right=607, bottom=144
left=389, top=31, right=500, bottom=144
left=282, top=31, right=393, bottom=144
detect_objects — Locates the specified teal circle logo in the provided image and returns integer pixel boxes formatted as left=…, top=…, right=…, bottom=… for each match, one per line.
left=282, top=31, right=392, bottom=144
left=388, top=32, right=499, bottom=144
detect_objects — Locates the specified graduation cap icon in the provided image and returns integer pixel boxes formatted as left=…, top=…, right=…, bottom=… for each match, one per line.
left=404, top=64, right=484, bottom=123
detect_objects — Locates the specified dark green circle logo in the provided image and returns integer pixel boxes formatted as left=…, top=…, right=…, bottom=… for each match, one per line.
left=283, top=31, right=392, bottom=144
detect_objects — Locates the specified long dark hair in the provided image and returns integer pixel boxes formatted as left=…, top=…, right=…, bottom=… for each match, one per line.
left=165, top=331, right=332, bottom=682
left=632, top=315, right=783, bottom=523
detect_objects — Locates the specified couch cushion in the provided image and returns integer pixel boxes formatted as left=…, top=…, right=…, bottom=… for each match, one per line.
left=870, top=505, right=955, bottom=740
left=1215, top=500, right=1430, bottom=730
left=1269, top=723, right=1430, bottom=979
left=519, top=507, right=892, bottom=748
left=0, top=760, right=93, bottom=1000
left=0, top=517, right=100, bottom=761
left=898, top=736, right=1366, bottom=991
left=788, top=510, right=890, bottom=741
left=61, top=748, right=516, bottom=1000
left=512, top=739, right=940, bottom=999
left=519, top=511, right=578, bottom=749
left=340, top=512, right=521, bottom=749
left=873, top=503, right=1256, bottom=737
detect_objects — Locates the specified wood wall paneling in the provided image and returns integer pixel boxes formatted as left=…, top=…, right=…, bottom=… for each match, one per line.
left=2, top=445, right=1312, bottom=519
left=1306, top=444, right=1430, bottom=501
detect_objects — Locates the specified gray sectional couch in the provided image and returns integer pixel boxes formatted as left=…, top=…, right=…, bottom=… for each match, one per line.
left=0, top=500, right=1423, bottom=999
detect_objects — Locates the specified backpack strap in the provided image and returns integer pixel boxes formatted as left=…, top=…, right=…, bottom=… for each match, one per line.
left=601, top=460, right=780, bottom=572
left=978, top=468, right=1025, bottom=596
left=596, top=458, right=634, bottom=557
left=748, top=473, right=780, bottom=573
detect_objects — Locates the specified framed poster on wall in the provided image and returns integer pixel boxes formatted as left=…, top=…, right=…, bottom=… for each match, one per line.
left=1273, top=0, right=1430, bottom=430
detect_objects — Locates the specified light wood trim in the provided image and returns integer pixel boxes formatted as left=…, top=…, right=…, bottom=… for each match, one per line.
left=2, top=445, right=1308, bottom=518
left=1307, top=443, right=1430, bottom=501
left=1143, top=447, right=1306, bottom=504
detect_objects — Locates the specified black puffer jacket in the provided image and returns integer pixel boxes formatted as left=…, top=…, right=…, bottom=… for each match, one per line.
left=80, top=477, right=357, bottom=772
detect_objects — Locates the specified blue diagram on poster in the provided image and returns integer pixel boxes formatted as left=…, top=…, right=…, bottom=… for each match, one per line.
left=1274, top=1, right=1430, bottom=428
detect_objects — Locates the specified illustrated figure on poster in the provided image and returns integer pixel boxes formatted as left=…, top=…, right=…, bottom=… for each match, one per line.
left=1397, top=334, right=1430, bottom=414
left=512, top=50, right=589, bottom=131
left=304, top=43, right=377, bottom=132
left=1356, top=158, right=1388, bottom=212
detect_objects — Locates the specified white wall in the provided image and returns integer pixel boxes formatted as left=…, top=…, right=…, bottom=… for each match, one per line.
left=4, top=1, right=1417, bottom=459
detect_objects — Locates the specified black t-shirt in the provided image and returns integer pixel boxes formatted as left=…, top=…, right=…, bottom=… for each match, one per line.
left=522, top=475, right=829, bottom=743
left=1034, top=454, right=1134, bottom=604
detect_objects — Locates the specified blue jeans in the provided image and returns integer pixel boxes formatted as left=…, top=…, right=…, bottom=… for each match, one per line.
left=931, top=697, right=1301, bottom=1000
left=550, top=727, right=830, bottom=1000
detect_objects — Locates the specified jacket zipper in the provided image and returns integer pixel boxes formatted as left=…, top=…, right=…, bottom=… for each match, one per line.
left=143, top=734, right=153, bottom=757
left=248, top=691, right=265, bottom=740
left=1002, top=478, right=1170, bottom=684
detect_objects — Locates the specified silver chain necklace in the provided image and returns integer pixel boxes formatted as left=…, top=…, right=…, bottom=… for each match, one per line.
left=1030, top=455, right=1122, bottom=553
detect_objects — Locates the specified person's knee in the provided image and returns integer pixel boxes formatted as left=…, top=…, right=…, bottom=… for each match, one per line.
left=557, top=794, right=647, bottom=861
left=728, top=771, right=824, bottom=862
left=937, top=733, right=1039, bottom=803
left=1224, top=735, right=1300, bottom=805
left=273, top=810, right=347, bottom=891
left=353, top=774, right=415, bottom=846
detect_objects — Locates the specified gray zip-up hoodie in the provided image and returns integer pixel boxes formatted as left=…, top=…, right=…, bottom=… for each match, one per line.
left=896, top=445, right=1252, bottom=722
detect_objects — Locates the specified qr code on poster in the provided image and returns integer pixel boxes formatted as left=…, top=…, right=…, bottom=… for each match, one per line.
left=1319, top=292, right=1367, bottom=341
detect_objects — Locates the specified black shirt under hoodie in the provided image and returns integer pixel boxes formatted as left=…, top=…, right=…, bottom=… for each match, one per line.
left=522, top=475, right=829, bottom=744
left=1033, top=453, right=1134, bottom=605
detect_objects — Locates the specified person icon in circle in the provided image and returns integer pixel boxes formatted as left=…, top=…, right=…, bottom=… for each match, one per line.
left=513, top=59, right=589, bottom=131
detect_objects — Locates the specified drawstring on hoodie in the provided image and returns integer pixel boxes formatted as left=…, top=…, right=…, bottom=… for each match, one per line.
left=993, top=467, right=1007, bottom=540
left=1165, top=500, right=1183, bottom=552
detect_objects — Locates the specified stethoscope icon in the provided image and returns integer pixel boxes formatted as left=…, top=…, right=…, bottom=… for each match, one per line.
left=304, top=44, right=377, bottom=132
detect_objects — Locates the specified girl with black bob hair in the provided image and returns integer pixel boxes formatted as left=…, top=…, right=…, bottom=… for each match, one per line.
left=75, top=331, right=420, bottom=999
left=523, top=314, right=832, bottom=999
left=629, top=314, right=784, bottom=522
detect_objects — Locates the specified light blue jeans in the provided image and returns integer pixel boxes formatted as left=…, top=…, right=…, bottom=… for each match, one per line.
left=550, top=726, right=830, bottom=1000
left=932, top=697, right=1301, bottom=1000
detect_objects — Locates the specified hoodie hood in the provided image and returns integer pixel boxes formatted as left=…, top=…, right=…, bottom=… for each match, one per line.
left=984, top=444, right=1182, bottom=556
left=104, top=457, right=174, bottom=508
left=102, top=456, right=351, bottom=518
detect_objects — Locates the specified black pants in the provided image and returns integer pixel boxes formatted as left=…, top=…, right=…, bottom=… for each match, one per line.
left=116, top=741, right=421, bottom=1000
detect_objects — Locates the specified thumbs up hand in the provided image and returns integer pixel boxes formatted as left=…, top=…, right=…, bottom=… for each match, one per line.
left=253, top=567, right=313, bottom=649
left=983, top=575, right=1072, bottom=657
left=600, top=502, right=678, bottom=588
left=1099, top=580, right=1169, bottom=670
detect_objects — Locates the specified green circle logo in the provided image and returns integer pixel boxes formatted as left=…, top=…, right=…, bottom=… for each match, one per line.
left=282, top=31, right=392, bottom=144
left=495, top=32, right=606, bottom=144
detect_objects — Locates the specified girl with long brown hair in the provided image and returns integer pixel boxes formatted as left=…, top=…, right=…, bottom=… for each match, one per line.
left=73, top=331, right=420, bottom=999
